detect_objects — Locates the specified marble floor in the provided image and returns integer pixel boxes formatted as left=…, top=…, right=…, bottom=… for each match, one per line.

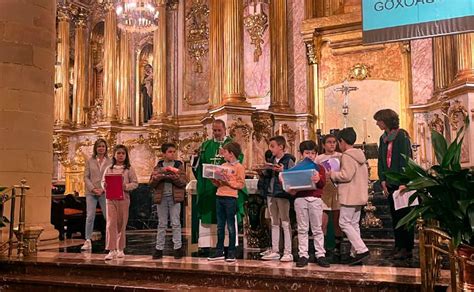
left=40, top=229, right=422, bottom=268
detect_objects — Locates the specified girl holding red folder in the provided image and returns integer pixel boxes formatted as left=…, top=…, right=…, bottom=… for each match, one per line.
left=102, top=144, right=138, bottom=260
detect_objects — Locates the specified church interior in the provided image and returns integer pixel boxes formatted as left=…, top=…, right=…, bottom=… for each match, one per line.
left=1, top=0, right=473, bottom=290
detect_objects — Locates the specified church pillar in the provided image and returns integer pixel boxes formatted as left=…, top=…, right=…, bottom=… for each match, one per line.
left=222, top=0, right=248, bottom=106
left=102, top=1, right=118, bottom=122
left=209, top=0, right=224, bottom=108
left=72, top=10, right=88, bottom=128
left=433, top=36, right=455, bottom=93
left=453, top=32, right=474, bottom=83
left=118, top=30, right=132, bottom=124
left=0, top=0, right=58, bottom=241
left=269, top=0, right=290, bottom=113
left=304, top=36, right=321, bottom=135
left=151, top=1, right=168, bottom=121
left=54, top=4, right=71, bottom=127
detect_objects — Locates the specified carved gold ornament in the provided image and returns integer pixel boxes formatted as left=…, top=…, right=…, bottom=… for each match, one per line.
left=229, top=117, right=253, bottom=143
left=448, top=100, right=468, bottom=131
left=429, top=113, right=445, bottom=135
left=244, top=4, right=268, bottom=62
left=251, top=111, right=274, bottom=143
left=185, top=0, right=209, bottom=73
left=178, top=132, right=206, bottom=161
left=53, top=134, right=70, bottom=166
left=304, top=40, right=317, bottom=65
left=349, top=64, right=370, bottom=80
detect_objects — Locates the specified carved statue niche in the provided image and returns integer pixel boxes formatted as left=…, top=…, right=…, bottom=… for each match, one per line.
left=251, top=112, right=274, bottom=167
left=89, top=22, right=105, bottom=125
left=138, top=43, right=154, bottom=124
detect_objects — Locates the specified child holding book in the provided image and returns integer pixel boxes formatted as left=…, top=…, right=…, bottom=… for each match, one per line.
left=329, top=128, right=369, bottom=265
left=288, top=140, right=329, bottom=268
left=260, top=136, right=295, bottom=262
left=207, top=142, right=245, bottom=262
left=150, top=143, right=188, bottom=260
left=314, top=134, right=344, bottom=254
left=102, top=144, right=138, bottom=260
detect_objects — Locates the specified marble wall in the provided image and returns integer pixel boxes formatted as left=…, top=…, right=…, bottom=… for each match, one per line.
left=243, top=3, right=271, bottom=109
left=288, top=0, right=308, bottom=113
left=410, top=39, right=434, bottom=105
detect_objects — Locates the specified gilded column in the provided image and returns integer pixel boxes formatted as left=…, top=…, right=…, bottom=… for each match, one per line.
left=118, top=30, right=132, bottom=124
left=304, top=37, right=321, bottom=128
left=54, top=4, right=71, bottom=127
left=269, top=0, right=290, bottom=113
left=222, top=0, right=247, bottom=105
left=304, top=0, right=316, bottom=19
left=401, top=42, right=413, bottom=137
left=72, top=10, right=88, bottom=128
left=209, top=0, right=224, bottom=107
left=151, top=1, right=167, bottom=120
left=102, top=1, right=118, bottom=122
left=453, top=32, right=474, bottom=82
left=433, top=36, right=455, bottom=92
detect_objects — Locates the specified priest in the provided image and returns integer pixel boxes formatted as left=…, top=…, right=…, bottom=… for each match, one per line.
left=192, top=119, right=247, bottom=248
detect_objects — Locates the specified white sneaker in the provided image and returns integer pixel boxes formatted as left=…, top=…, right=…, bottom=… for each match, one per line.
left=116, top=250, right=125, bottom=258
left=280, top=253, right=293, bottom=262
left=261, top=252, right=280, bottom=261
left=104, top=250, right=116, bottom=260
left=81, top=239, right=92, bottom=250
left=259, top=249, right=271, bottom=256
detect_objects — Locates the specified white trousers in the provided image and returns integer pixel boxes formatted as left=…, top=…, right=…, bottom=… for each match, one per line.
left=267, top=197, right=292, bottom=255
left=294, top=197, right=325, bottom=258
left=339, top=205, right=368, bottom=255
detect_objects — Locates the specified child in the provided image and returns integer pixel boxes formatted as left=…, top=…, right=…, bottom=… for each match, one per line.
left=257, top=149, right=274, bottom=257
left=290, top=140, right=329, bottom=268
left=150, top=143, right=188, bottom=260
left=314, top=134, right=344, bottom=254
left=103, top=144, right=138, bottom=260
left=260, top=136, right=295, bottom=262
left=329, top=128, right=370, bottom=265
left=207, top=142, right=245, bottom=262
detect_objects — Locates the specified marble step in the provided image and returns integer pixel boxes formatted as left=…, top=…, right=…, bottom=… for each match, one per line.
left=0, top=253, right=426, bottom=291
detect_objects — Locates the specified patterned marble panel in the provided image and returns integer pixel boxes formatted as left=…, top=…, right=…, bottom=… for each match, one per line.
left=288, top=0, right=308, bottom=113
left=411, top=39, right=434, bottom=104
left=243, top=4, right=270, bottom=105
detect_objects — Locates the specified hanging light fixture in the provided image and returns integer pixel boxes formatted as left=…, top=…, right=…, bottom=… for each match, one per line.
left=115, top=0, right=159, bottom=34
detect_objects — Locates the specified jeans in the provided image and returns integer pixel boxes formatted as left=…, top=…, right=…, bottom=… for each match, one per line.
left=85, top=194, right=106, bottom=240
left=295, top=197, right=325, bottom=258
left=155, top=195, right=182, bottom=250
left=216, top=196, right=237, bottom=254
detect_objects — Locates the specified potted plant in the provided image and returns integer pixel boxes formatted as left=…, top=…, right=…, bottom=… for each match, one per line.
left=385, top=117, right=473, bottom=289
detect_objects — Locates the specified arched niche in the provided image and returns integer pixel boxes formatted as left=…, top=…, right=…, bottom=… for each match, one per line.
left=89, top=21, right=105, bottom=124
left=136, top=42, right=154, bottom=124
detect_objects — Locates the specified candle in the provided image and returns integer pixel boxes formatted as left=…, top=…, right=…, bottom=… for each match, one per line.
left=249, top=3, right=255, bottom=14
left=278, top=124, right=283, bottom=135
left=256, top=2, right=262, bottom=14
left=363, top=118, right=367, bottom=143
left=320, top=122, right=325, bottom=134
left=299, top=127, right=304, bottom=142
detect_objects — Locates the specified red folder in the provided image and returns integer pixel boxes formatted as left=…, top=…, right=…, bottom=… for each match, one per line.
left=105, top=174, right=124, bottom=200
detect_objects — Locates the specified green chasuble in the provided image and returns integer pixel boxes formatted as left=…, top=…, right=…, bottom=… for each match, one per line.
left=193, top=137, right=247, bottom=225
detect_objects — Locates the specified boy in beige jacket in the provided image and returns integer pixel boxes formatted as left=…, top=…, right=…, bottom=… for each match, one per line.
left=329, top=127, right=369, bottom=266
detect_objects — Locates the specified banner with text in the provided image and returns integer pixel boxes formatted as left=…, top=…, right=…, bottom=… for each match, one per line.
left=362, top=0, right=474, bottom=44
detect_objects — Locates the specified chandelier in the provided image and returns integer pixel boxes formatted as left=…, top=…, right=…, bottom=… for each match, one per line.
left=115, top=0, right=160, bottom=34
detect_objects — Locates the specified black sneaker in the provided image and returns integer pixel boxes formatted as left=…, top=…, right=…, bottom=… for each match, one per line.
left=225, top=251, right=236, bottom=262
left=315, top=256, right=330, bottom=268
left=174, top=248, right=183, bottom=259
left=348, top=251, right=370, bottom=266
left=152, top=249, right=163, bottom=259
left=296, top=256, right=309, bottom=268
left=207, top=251, right=225, bottom=261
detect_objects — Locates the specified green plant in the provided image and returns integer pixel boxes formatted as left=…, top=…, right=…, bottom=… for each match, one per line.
left=385, top=117, right=474, bottom=247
